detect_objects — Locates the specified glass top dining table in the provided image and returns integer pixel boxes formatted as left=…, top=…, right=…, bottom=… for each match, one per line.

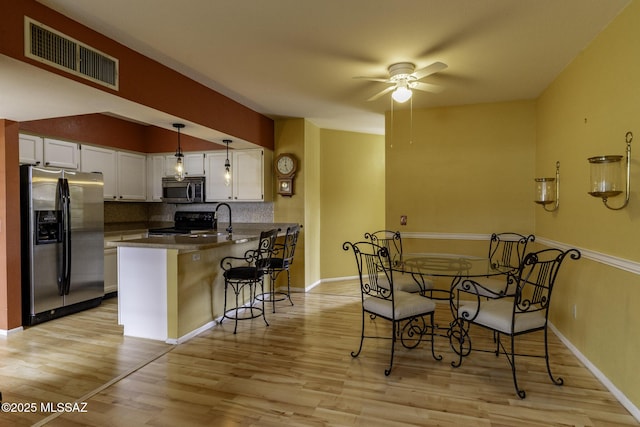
left=393, top=253, right=513, bottom=298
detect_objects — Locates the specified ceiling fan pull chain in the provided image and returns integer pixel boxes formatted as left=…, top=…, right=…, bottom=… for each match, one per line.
left=409, top=96, right=413, bottom=145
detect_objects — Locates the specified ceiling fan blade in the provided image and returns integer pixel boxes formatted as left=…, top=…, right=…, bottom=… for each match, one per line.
left=367, top=86, right=395, bottom=101
left=413, top=61, right=447, bottom=80
left=412, top=81, right=444, bottom=93
left=353, top=76, right=390, bottom=83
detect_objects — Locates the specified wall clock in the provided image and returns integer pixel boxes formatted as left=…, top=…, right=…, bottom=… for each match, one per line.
left=275, top=153, right=297, bottom=196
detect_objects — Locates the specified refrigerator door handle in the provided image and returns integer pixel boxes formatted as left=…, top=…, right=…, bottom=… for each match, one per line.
left=62, top=178, right=72, bottom=295
left=56, top=178, right=66, bottom=296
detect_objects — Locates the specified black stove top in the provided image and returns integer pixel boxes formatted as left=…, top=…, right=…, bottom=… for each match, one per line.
left=148, top=211, right=217, bottom=235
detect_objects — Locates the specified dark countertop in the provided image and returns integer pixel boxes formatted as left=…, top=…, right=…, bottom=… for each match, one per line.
left=108, top=223, right=297, bottom=252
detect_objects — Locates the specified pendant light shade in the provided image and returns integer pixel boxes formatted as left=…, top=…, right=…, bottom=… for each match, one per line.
left=223, top=139, right=232, bottom=186
left=173, top=123, right=185, bottom=181
left=392, top=85, right=412, bottom=103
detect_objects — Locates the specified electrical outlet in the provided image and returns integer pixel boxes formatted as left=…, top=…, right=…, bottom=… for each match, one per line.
left=572, top=304, right=577, bottom=319
left=400, top=215, right=407, bottom=226
left=192, top=253, right=201, bottom=262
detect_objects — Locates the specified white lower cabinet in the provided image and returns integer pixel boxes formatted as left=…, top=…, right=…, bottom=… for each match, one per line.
left=104, top=232, right=147, bottom=295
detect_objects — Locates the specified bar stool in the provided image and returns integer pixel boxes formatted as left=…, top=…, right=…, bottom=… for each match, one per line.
left=259, top=224, right=300, bottom=313
left=220, top=229, right=278, bottom=334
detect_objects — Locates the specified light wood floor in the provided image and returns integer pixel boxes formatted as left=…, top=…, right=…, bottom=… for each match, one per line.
left=1, top=281, right=638, bottom=426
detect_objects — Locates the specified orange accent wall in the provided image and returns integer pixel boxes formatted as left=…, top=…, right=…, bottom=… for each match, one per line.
left=0, top=0, right=273, bottom=149
left=19, top=114, right=223, bottom=153
left=0, top=120, right=22, bottom=331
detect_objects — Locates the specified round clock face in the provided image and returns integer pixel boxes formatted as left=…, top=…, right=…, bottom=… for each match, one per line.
left=277, top=155, right=295, bottom=175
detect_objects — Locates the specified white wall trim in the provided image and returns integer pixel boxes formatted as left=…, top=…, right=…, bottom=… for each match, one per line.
left=403, top=231, right=490, bottom=241
left=402, top=232, right=640, bottom=276
left=536, top=237, right=640, bottom=275
left=549, top=323, right=640, bottom=422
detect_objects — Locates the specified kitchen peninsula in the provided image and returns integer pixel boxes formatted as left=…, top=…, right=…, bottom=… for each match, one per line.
left=111, top=223, right=297, bottom=343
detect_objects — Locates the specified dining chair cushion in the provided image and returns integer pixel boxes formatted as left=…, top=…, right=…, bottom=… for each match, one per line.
left=363, top=291, right=436, bottom=320
left=378, top=274, right=434, bottom=293
left=267, top=257, right=286, bottom=269
left=458, top=299, right=546, bottom=334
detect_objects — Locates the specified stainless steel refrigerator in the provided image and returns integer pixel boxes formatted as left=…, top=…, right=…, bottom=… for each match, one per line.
left=20, top=165, right=104, bottom=326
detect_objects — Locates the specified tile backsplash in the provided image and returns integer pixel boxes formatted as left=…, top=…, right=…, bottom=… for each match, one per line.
left=105, top=202, right=274, bottom=224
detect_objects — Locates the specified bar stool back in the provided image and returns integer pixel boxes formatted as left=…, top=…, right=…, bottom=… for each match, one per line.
left=220, top=228, right=278, bottom=333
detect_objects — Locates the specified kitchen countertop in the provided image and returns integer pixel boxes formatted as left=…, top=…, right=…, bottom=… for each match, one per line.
left=108, top=223, right=298, bottom=251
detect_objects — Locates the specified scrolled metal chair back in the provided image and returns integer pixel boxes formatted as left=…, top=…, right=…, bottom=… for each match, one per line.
left=253, top=228, right=279, bottom=266
left=282, top=224, right=300, bottom=266
left=364, top=230, right=404, bottom=266
left=488, top=232, right=535, bottom=270
left=343, top=241, right=393, bottom=300
left=513, top=248, right=581, bottom=314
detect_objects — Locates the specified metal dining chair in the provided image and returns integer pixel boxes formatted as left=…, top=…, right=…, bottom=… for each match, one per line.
left=460, top=232, right=535, bottom=298
left=364, top=230, right=435, bottom=295
left=451, top=248, right=581, bottom=398
left=343, top=240, right=442, bottom=375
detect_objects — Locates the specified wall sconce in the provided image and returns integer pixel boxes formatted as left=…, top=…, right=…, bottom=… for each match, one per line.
left=173, top=123, right=185, bottom=181
left=587, top=131, right=632, bottom=210
left=223, top=139, right=232, bottom=186
left=534, top=161, right=560, bottom=212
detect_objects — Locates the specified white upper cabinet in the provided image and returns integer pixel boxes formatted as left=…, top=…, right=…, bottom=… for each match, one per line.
left=146, top=155, right=165, bottom=202
left=205, top=148, right=272, bottom=202
left=117, top=151, right=147, bottom=201
left=80, top=145, right=146, bottom=201
left=233, top=149, right=264, bottom=201
left=205, top=151, right=232, bottom=201
left=80, top=145, right=118, bottom=199
left=19, top=134, right=44, bottom=166
left=164, top=153, right=205, bottom=177
left=43, top=138, right=79, bottom=169
left=19, top=134, right=78, bottom=169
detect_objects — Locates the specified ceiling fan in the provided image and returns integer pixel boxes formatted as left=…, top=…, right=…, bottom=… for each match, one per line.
left=355, top=61, right=447, bottom=103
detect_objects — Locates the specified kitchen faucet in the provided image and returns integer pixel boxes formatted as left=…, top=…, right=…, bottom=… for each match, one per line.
left=215, top=203, right=232, bottom=234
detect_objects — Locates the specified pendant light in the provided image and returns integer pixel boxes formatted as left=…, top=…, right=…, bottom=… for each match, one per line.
left=223, top=139, right=232, bottom=186
left=173, top=123, right=185, bottom=181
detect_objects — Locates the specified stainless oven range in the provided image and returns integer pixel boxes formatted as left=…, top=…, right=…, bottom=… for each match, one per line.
left=148, top=211, right=217, bottom=236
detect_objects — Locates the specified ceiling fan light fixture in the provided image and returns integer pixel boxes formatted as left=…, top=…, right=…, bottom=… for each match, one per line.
left=392, top=86, right=412, bottom=103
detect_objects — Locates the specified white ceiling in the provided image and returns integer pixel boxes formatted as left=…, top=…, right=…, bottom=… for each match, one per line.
left=1, top=0, right=632, bottom=142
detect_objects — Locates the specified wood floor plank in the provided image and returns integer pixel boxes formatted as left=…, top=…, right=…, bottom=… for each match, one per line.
left=0, top=282, right=638, bottom=426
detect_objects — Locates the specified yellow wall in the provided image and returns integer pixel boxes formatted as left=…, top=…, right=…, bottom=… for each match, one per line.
left=385, top=100, right=536, bottom=234
left=536, top=0, right=640, bottom=406
left=319, top=128, right=386, bottom=279
left=274, top=119, right=306, bottom=290
left=304, top=121, right=322, bottom=287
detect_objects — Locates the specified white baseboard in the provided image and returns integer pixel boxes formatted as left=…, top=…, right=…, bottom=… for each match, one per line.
left=167, top=320, right=217, bottom=345
left=549, top=322, right=640, bottom=422
left=0, top=326, right=24, bottom=336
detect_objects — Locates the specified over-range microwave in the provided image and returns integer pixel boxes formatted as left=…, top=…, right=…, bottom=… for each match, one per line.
left=161, top=176, right=205, bottom=203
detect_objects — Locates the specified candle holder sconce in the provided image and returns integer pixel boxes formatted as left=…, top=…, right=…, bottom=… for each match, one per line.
left=534, top=161, right=560, bottom=212
left=587, top=131, right=632, bottom=210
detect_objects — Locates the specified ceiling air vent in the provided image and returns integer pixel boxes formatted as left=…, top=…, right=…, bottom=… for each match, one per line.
left=24, top=17, right=119, bottom=90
